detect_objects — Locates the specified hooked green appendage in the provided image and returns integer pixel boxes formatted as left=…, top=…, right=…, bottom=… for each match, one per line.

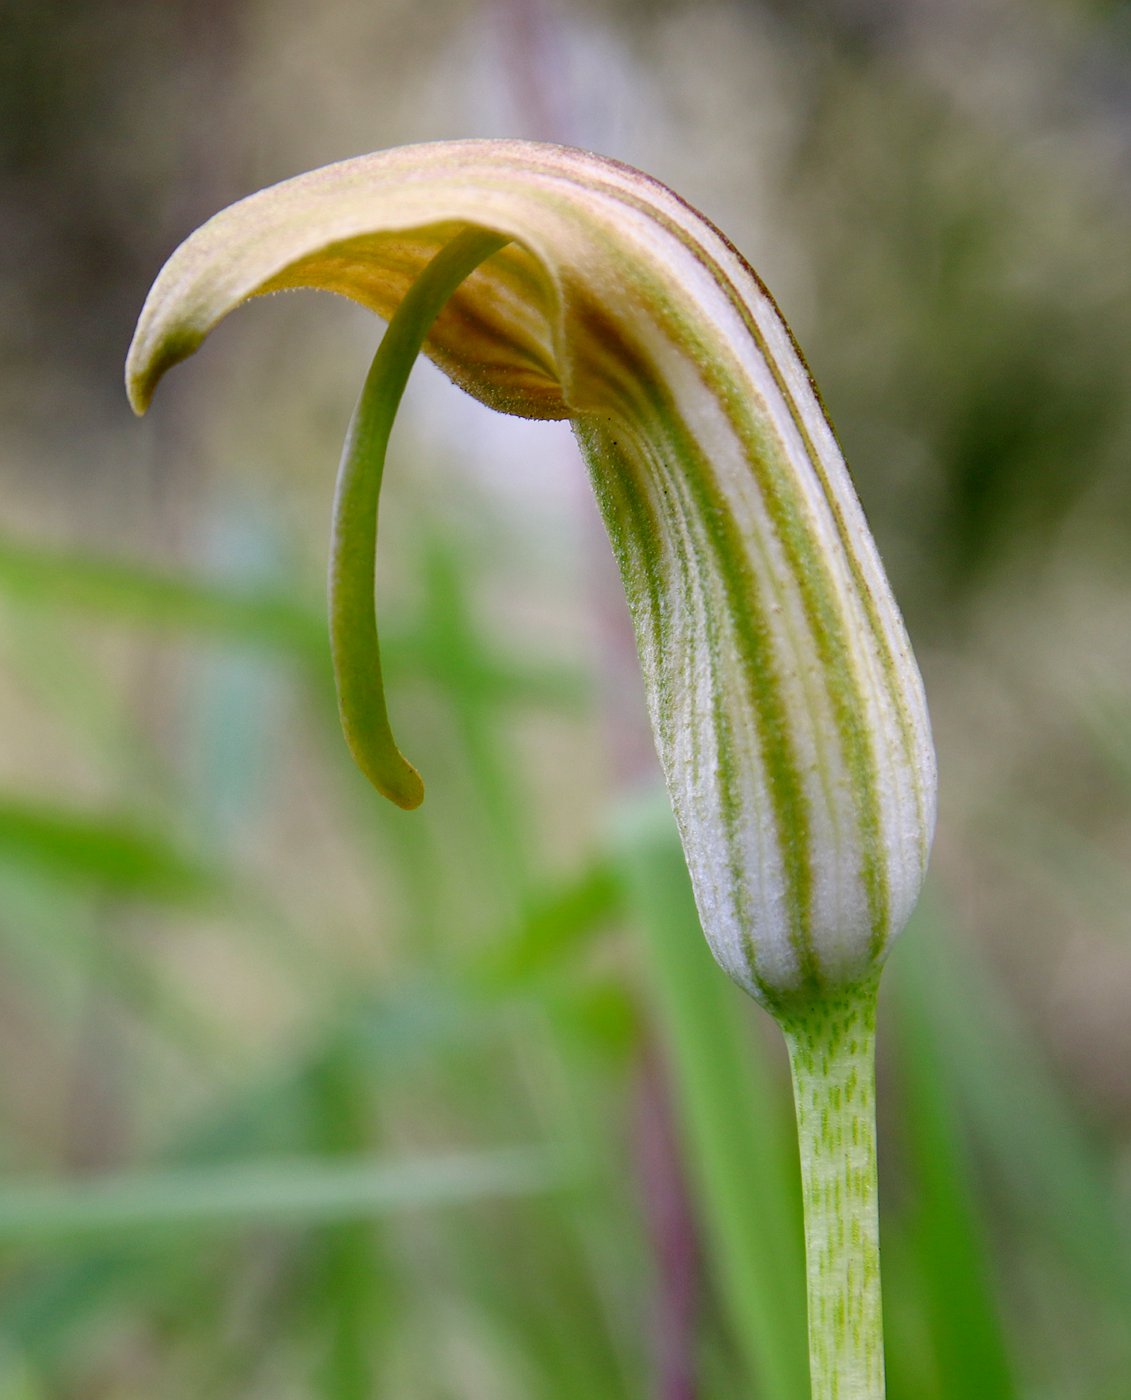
left=328, top=227, right=509, bottom=807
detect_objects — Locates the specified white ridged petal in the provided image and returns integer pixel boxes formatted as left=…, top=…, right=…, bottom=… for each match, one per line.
left=127, top=139, right=936, bottom=1009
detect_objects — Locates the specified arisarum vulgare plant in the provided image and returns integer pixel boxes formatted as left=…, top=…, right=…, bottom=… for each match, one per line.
left=127, top=139, right=936, bottom=1398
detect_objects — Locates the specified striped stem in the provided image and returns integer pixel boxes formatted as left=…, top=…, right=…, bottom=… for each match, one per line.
left=780, top=982, right=884, bottom=1400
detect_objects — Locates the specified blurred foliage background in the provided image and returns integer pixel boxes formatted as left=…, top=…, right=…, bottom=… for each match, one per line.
left=2, top=0, right=1131, bottom=1395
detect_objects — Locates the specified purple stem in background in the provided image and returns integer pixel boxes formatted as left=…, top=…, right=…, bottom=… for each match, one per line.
left=636, top=1042, right=702, bottom=1400
left=493, top=0, right=576, bottom=146
left=491, top=11, right=704, bottom=1390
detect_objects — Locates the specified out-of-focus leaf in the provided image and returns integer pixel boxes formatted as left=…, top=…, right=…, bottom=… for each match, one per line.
left=468, top=854, right=621, bottom=991
left=306, top=1046, right=387, bottom=1400
left=908, top=899, right=1131, bottom=1303
left=886, top=918, right=1018, bottom=1399
left=0, top=1351, right=47, bottom=1400
left=0, top=866, right=233, bottom=1069
left=0, top=797, right=219, bottom=903
left=0, top=534, right=326, bottom=659
left=1081, top=693, right=1131, bottom=796
left=0, top=531, right=587, bottom=711
left=0, top=1149, right=573, bottom=1245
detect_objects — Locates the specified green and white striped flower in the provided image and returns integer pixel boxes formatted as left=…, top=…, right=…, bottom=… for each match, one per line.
left=126, top=138, right=935, bottom=1011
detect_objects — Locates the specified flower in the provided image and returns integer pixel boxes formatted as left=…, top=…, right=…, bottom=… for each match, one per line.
left=127, top=139, right=935, bottom=1010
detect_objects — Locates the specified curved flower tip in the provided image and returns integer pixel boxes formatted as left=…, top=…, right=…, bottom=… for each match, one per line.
left=127, top=138, right=936, bottom=1011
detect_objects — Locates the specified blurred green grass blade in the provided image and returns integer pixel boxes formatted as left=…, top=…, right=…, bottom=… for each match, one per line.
left=0, top=795, right=219, bottom=903
left=0, top=533, right=326, bottom=659
left=908, top=899, right=1131, bottom=1301
left=412, top=526, right=536, bottom=909
left=410, top=522, right=589, bottom=716
left=307, top=1047, right=387, bottom=1400
left=0, top=1149, right=573, bottom=1245
left=333, top=854, right=621, bottom=1072
left=880, top=1229, right=946, bottom=1400
left=433, top=1193, right=639, bottom=1399
left=0, top=866, right=234, bottom=1073
left=1080, top=692, right=1131, bottom=796
left=0, top=1351, right=48, bottom=1400
left=469, top=854, right=621, bottom=991
left=0, top=531, right=584, bottom=708
left=0, top=857, right=618, bottom=1365
left=887, top=927, right=1018, bottom=1399
left=2, top=1241, right=243, bottom=1371
left=0, top=602, right=173, bottom=804
left=612, top=794, right=808, bottom=1400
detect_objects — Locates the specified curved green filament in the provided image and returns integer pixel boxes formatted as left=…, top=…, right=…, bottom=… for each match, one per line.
left=329, top=228, right=509, bottom=806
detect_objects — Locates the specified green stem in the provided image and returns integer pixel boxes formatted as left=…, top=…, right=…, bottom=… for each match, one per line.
left=779, top=979, right=885, bottom=1400
left=328, top=226, right=509, bottom=807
